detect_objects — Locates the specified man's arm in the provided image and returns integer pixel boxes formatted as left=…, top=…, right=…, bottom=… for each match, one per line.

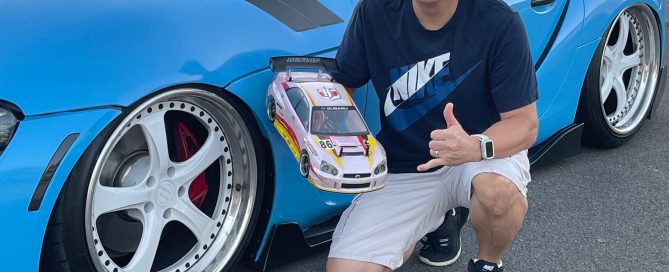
left=417, top=102, right=537, bottom=171
left=483, top=102, right=538, bottom=158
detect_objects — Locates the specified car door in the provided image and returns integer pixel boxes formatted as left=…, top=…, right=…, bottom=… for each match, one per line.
left=504, top=0, right=571, bottom=118
left=504, top=0, right=568, bottom=66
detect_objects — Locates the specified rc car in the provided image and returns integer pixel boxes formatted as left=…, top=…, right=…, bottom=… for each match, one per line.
left=266, top=56, right=387, bottom=194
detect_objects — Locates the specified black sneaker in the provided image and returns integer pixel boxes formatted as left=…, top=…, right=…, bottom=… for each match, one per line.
left=468, top=259, right=504, bottom=272
left=418, top=207, right=469, bottom=266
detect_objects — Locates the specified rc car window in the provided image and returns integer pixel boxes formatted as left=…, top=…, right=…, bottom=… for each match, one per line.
left=311, top=106, right=368, bottom=136
left=286, top=87, right=303, bottom=106
left=286, top=87, right=310, bottom=128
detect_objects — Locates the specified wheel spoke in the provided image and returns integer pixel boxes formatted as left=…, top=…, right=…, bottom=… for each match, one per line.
left=172, top=198, right=217, bottom=243
left=173, top=134, right=224, bottom=187
left=612, top=76, right=628, bottom=118
left=603, top=45, right=616, bottom=63
left=92, top=185, right=152, bottom=219
left=600, top=75, right=614, bottom=102
left=620, top=49, right=641, bottom=70
left=136, top=111, right=171, bottom=176
left=615, top=15, right=630, bottom=53
left=123, top=215, right=165, bottom=272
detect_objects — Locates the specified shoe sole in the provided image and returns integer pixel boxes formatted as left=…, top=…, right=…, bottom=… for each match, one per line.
left=418, top=238, right=462, bottom=267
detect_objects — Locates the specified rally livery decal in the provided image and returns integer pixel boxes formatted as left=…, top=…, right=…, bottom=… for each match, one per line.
left=267, top=56, right=387, bottom=194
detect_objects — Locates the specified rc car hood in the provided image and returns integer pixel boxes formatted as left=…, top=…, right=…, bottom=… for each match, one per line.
left=312, top=134, right=385, bottom=175
left=0, top=1, right=351, bottom=116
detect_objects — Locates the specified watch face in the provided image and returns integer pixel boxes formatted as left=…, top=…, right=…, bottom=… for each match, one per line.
left=484, top=141, right=494, bottom=158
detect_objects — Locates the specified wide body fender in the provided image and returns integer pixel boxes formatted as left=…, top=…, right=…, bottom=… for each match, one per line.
left=0, top=109, right=120, bottom=271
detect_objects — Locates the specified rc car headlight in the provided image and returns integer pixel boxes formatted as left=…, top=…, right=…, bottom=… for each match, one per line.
left=374, top=160, right=386, bottom=175
left=320, top=160, right=339, bottom=176
left=0, top=107, right=19, bottom=154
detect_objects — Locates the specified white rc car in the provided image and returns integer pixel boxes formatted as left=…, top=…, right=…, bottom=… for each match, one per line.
left=266, top=56, right=387, bottom=194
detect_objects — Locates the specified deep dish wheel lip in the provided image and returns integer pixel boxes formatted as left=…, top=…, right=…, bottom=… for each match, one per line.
left=598, top=4, right=661, bottom=135
left=83, top=88, right=258, bottom=272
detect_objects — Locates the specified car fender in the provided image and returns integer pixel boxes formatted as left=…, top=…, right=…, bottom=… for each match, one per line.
left=581, top=0, right=665, bottom=47
left=0, top=109, right=120, bottom=271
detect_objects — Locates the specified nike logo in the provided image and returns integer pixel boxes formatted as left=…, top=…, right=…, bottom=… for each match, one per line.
left=383, top=54, right=481, bottom=131
left=384, top=52, right=451, bottom=116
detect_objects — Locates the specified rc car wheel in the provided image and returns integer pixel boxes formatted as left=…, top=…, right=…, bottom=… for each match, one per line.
left=267, top=97, right=276, bottom=122
left=578, top=5, right=661, bottom=147
left=41, top=88, right=264, bottom=272
left=298, top=150, right=310, bottom=178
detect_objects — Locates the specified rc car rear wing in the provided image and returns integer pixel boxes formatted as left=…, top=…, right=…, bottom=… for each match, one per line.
left=270, top=56, right=340, bottom=80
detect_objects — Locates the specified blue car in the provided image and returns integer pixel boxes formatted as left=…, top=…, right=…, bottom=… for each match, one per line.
left=0, top=0, right=665, bottom=271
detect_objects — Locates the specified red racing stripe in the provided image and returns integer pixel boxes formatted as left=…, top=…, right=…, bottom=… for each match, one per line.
left=275, top=114, right=300, bottom=150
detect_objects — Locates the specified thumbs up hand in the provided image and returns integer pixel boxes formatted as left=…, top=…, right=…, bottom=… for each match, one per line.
left=417, top=103, right=481, bottom=171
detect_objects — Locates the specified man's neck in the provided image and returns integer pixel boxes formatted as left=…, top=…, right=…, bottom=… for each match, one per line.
left=412, top=0, right=459, bottom=31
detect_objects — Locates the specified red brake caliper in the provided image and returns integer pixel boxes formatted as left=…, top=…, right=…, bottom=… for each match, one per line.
left=173, top=120, right=208, bottom=208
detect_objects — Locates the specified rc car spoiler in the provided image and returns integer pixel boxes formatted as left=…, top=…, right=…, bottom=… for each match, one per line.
left=269, top=56, right=340, bottom=74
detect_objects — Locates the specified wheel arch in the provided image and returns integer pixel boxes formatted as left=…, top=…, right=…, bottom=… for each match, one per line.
left=37, top=82, right=276, bottom=270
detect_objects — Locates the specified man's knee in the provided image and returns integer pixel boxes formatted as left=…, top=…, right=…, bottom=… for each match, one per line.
left=471, top=173, right=527, bottom=216
left=326, top=258, right=390, bottom=272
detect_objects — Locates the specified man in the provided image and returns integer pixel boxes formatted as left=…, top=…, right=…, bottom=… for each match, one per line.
left=326, top=0, right=538, bottom=271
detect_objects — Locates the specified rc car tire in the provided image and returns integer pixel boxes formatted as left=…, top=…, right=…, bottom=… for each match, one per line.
left=40, top=88, right=266, bottom=272
left=299, top=150, right=310, bottom=178
left=577, top=5, right=661, bottom=148
left=267, top=97, right=276, bottom=122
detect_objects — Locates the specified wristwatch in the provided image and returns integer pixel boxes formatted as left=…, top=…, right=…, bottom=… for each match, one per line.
left=472, top=134, right=494, bottom=160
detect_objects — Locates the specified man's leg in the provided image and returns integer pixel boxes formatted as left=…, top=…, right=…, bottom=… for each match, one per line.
left=326, top=243, right=415, bottom=272
left=327, top=168, right=456, bottom=271
left=326, top=258, right=391, bottom=272
left=470, top=172, right=528, bottom=263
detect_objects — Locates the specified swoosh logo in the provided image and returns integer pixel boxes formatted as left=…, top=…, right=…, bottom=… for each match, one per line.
left=384, top=52, right=451, bottom=116
left=384, top=60, right=482, bottom=131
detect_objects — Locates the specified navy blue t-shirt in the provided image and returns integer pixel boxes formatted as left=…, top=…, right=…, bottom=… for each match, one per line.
left=333, top=0, right=538, bottom=173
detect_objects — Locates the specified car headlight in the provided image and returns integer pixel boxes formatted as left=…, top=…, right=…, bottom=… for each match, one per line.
left=320, top=160, right=339, bottom=176
left=374, top=160, right=386, bottom=175
left=0, top=107, right=19, bottom=154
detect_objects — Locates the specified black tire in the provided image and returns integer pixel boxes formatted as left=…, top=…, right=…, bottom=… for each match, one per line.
left=40, top=87, right=266, bottom=272
left=266, top=97, right=276, bottom=122
left=577, top=6, right=660, bottom=148
left=298, top=150, right=310, bottom=178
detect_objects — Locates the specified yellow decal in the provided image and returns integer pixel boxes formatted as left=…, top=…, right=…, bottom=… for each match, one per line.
left=366, top=136, right=376, bottom=167
left=274, top=120, right=300, bottom=161
left=314, top=136, right=343, bottom=168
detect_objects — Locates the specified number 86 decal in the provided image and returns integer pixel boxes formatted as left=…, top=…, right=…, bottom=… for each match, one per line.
left=319, top=140, right=333, bottom=149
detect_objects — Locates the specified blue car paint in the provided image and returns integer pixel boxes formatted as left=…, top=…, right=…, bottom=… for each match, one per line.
left=506, top=0, right=568, bottom=62
left=0, top=0, right=664, bottom=269
left=581, top=0, right=665, bottom=45
left=0, top=0, right=352, bottom=116
left=0, top=109, right=120, bottom=271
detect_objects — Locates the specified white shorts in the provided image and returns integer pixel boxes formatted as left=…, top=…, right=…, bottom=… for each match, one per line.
left=328, top=150, right=531, bottom=270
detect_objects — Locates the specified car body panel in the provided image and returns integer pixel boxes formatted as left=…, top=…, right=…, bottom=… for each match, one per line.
left=0, top=109, right=120, bottom=271
left=0, top=0, right=352, bottom=116
left=581, top=0, right=665, bottom=46
left=505, top=0, right=569, bottom=62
